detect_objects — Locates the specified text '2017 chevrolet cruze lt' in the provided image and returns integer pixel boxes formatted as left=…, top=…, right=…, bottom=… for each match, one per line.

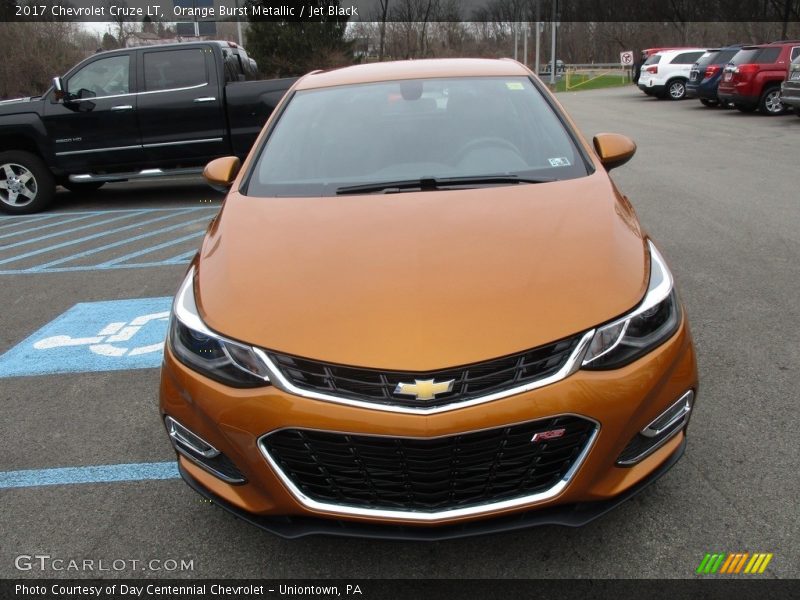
left=159, top=59, right=698, bottom=540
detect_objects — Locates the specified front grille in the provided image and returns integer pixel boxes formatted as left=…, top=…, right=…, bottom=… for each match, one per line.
left=266, top=335, right=581, bottom=409
left=262, top=416, right=596, bottom=512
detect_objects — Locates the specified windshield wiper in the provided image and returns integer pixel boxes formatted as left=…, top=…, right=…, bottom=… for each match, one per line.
left=335, top=175, right=555, bottom=195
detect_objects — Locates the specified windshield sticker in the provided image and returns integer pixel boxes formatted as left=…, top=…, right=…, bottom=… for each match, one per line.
left=548, top=157, right=571, bottom=167
left=505, top=81, right=525, bottom=90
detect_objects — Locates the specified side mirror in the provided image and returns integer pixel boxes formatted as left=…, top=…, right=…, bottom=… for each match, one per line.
left=593, top=133, right=637, bottom=170
left=52, top=76, right=66, bottom=102
left=203, top=156, right=241, bottom=192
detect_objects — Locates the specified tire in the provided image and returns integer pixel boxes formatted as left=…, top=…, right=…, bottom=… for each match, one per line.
left=735, top=103, right=757, bottom=113
left=0, top=150, right=55, bottom=215
left=758, top=87, right=786, bottom=115
left=700, top=98, right=719, bottom=107
left=667, top=78, right=687, bottom=100
left=61, top=181, right=105, bottom=194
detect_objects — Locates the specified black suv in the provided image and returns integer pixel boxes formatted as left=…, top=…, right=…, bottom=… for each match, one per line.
left=686, top=45, right=743, bottom=107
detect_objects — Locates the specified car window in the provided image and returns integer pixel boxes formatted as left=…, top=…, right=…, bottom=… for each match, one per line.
left=671, top=52, right=704, bottom=64
left=696, top=51, right=721, bottom=66
left=246, top=77, right=588, bottom=197
left=754, top=47, right=781, bottom=63
left=67, top=55, right=130, bottom=98
left=143, top=49, right=207, bottom=92
left=731, top=49, right=759, bottom=64
left=715, top=49, right=740, bottom=64
left=222, top=49, right=244, bottom=83
left=791, top=47, right=800, bottom=61
left=644, top=54, right=661, bottom=65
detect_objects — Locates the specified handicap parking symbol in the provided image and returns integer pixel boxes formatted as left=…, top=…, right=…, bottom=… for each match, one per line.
left=0, top=297, right=173, bottom=378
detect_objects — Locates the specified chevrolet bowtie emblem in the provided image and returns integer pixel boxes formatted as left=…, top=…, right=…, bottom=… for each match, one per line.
left=394, top=378, right=455, bottom=401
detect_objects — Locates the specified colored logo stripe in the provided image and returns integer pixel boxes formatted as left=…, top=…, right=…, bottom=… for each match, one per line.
left=697, top=552, right=773, bottom=574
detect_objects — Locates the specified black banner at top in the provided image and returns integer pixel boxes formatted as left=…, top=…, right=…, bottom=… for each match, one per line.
left=2, top=0, right=800, bottom=23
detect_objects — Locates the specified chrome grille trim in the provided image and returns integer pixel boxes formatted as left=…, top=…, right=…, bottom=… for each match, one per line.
left=252, top=329, right=595, bottom=415
left=258, top=416, right=600, bottom=522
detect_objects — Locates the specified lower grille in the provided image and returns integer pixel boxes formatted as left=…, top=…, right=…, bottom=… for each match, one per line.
left=261, top=416, right=596, bottom=512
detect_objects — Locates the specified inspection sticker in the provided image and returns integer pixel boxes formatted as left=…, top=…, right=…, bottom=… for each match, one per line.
left=0, top=297, right=172, bottom=378
left=548, top=157, right=571, bottom=167
left=506, top=81, right=525, bottom=90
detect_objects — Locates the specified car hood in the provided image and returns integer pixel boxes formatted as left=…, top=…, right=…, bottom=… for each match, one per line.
left=195, top=172, right=648, bottom=370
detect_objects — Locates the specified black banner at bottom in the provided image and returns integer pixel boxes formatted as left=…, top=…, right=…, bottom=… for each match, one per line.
left=2, top=579, right=799, bottom=600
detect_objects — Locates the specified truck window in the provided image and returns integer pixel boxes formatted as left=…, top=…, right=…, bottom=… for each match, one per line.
left=222, top=49, right=245, bottom=83
left=67, top=55, right=130, bottom=98
left=144, top=49, right=208, bottom=92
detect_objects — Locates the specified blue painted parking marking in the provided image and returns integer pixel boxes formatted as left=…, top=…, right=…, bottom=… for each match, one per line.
left=0, top=462, right=179, bottom=489
left=0, top=207, right=216, bottom=273
left=0, top=297, right=172, bottom=377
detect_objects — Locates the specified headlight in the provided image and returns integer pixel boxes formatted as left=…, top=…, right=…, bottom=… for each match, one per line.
left=168, top=267, right=271, bottom=387
left=582, top=241, right=681, bottom=370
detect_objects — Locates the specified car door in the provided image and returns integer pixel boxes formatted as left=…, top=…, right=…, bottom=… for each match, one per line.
left=136, top=45, right=227, bottom=163
left=42, top=52, right=142, bottom=171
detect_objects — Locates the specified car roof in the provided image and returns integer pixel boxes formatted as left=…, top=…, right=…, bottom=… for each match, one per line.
left=653, top=48, right=707, bottom=57
left=295, top=58, right=530, bottom=90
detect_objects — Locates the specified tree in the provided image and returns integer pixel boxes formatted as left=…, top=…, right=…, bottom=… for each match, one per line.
left=1, top=0, right=16, bottom=20
left=245, top=0, right=353, bottom=77
left=142, top=16, right=156, bottom=35
left=102, top=32, right=120, bottom=50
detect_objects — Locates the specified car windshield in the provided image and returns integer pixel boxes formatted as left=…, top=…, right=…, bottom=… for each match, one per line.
left=245, top=76, right=588, bottom=197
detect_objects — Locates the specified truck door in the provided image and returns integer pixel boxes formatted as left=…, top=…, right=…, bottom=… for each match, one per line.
left=136, top=45, right=227, bottom=163
left=42, top=53, right=142, bottom=171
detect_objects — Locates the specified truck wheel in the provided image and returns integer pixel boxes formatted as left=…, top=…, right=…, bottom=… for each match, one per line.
left=667, top=79, right=687, bottom=100
left=758, top=87, right=785, bottom=115
left=62, top=181, right=105, bottom=194
left=0, top=151, right=55, bottom=215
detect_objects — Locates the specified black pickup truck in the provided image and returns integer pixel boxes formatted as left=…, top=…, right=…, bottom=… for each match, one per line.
left=0, top=41, right=297, bottom=214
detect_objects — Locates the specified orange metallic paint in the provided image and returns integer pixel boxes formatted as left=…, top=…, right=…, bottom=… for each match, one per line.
left=159, top=58, right=699, bottom=530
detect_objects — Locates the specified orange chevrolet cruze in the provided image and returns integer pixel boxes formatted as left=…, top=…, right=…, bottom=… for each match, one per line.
left=159, top=59, right=698, bottom=539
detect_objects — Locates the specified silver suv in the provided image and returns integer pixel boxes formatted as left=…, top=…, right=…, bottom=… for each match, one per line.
left=781, top=54, right=800, bottom=116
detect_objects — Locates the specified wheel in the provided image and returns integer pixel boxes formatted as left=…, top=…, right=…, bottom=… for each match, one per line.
left=61, top=181, right=105, bottom=194
left=758, top=87, right=785, bottom=115
left=0, top=151, right=55, bottom=215
left=700, top=98, right=719, bottom=107
left=735, top=103, right=757, bottom=113
left=667, top=79, right=687, bottom=100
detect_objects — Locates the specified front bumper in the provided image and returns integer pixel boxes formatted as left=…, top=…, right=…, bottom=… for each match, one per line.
left=159, top=316, right=698, bottom=536
left=178, top=436, right=686, bottom=540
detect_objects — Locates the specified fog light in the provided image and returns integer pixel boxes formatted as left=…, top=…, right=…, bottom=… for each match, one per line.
left=617, top=390, right=694, bottom=466
left=164, top=416, right=246, bottom=484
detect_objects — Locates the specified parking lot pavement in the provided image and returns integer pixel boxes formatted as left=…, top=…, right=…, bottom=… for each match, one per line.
left=1, top=87, right=798, bottom=579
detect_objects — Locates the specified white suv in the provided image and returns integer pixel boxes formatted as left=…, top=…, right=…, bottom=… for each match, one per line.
left=637, top=48, right=707, bottom=99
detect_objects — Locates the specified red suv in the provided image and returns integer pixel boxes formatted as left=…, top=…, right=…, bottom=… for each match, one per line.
left=718, top=41, right=800, bottom=114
